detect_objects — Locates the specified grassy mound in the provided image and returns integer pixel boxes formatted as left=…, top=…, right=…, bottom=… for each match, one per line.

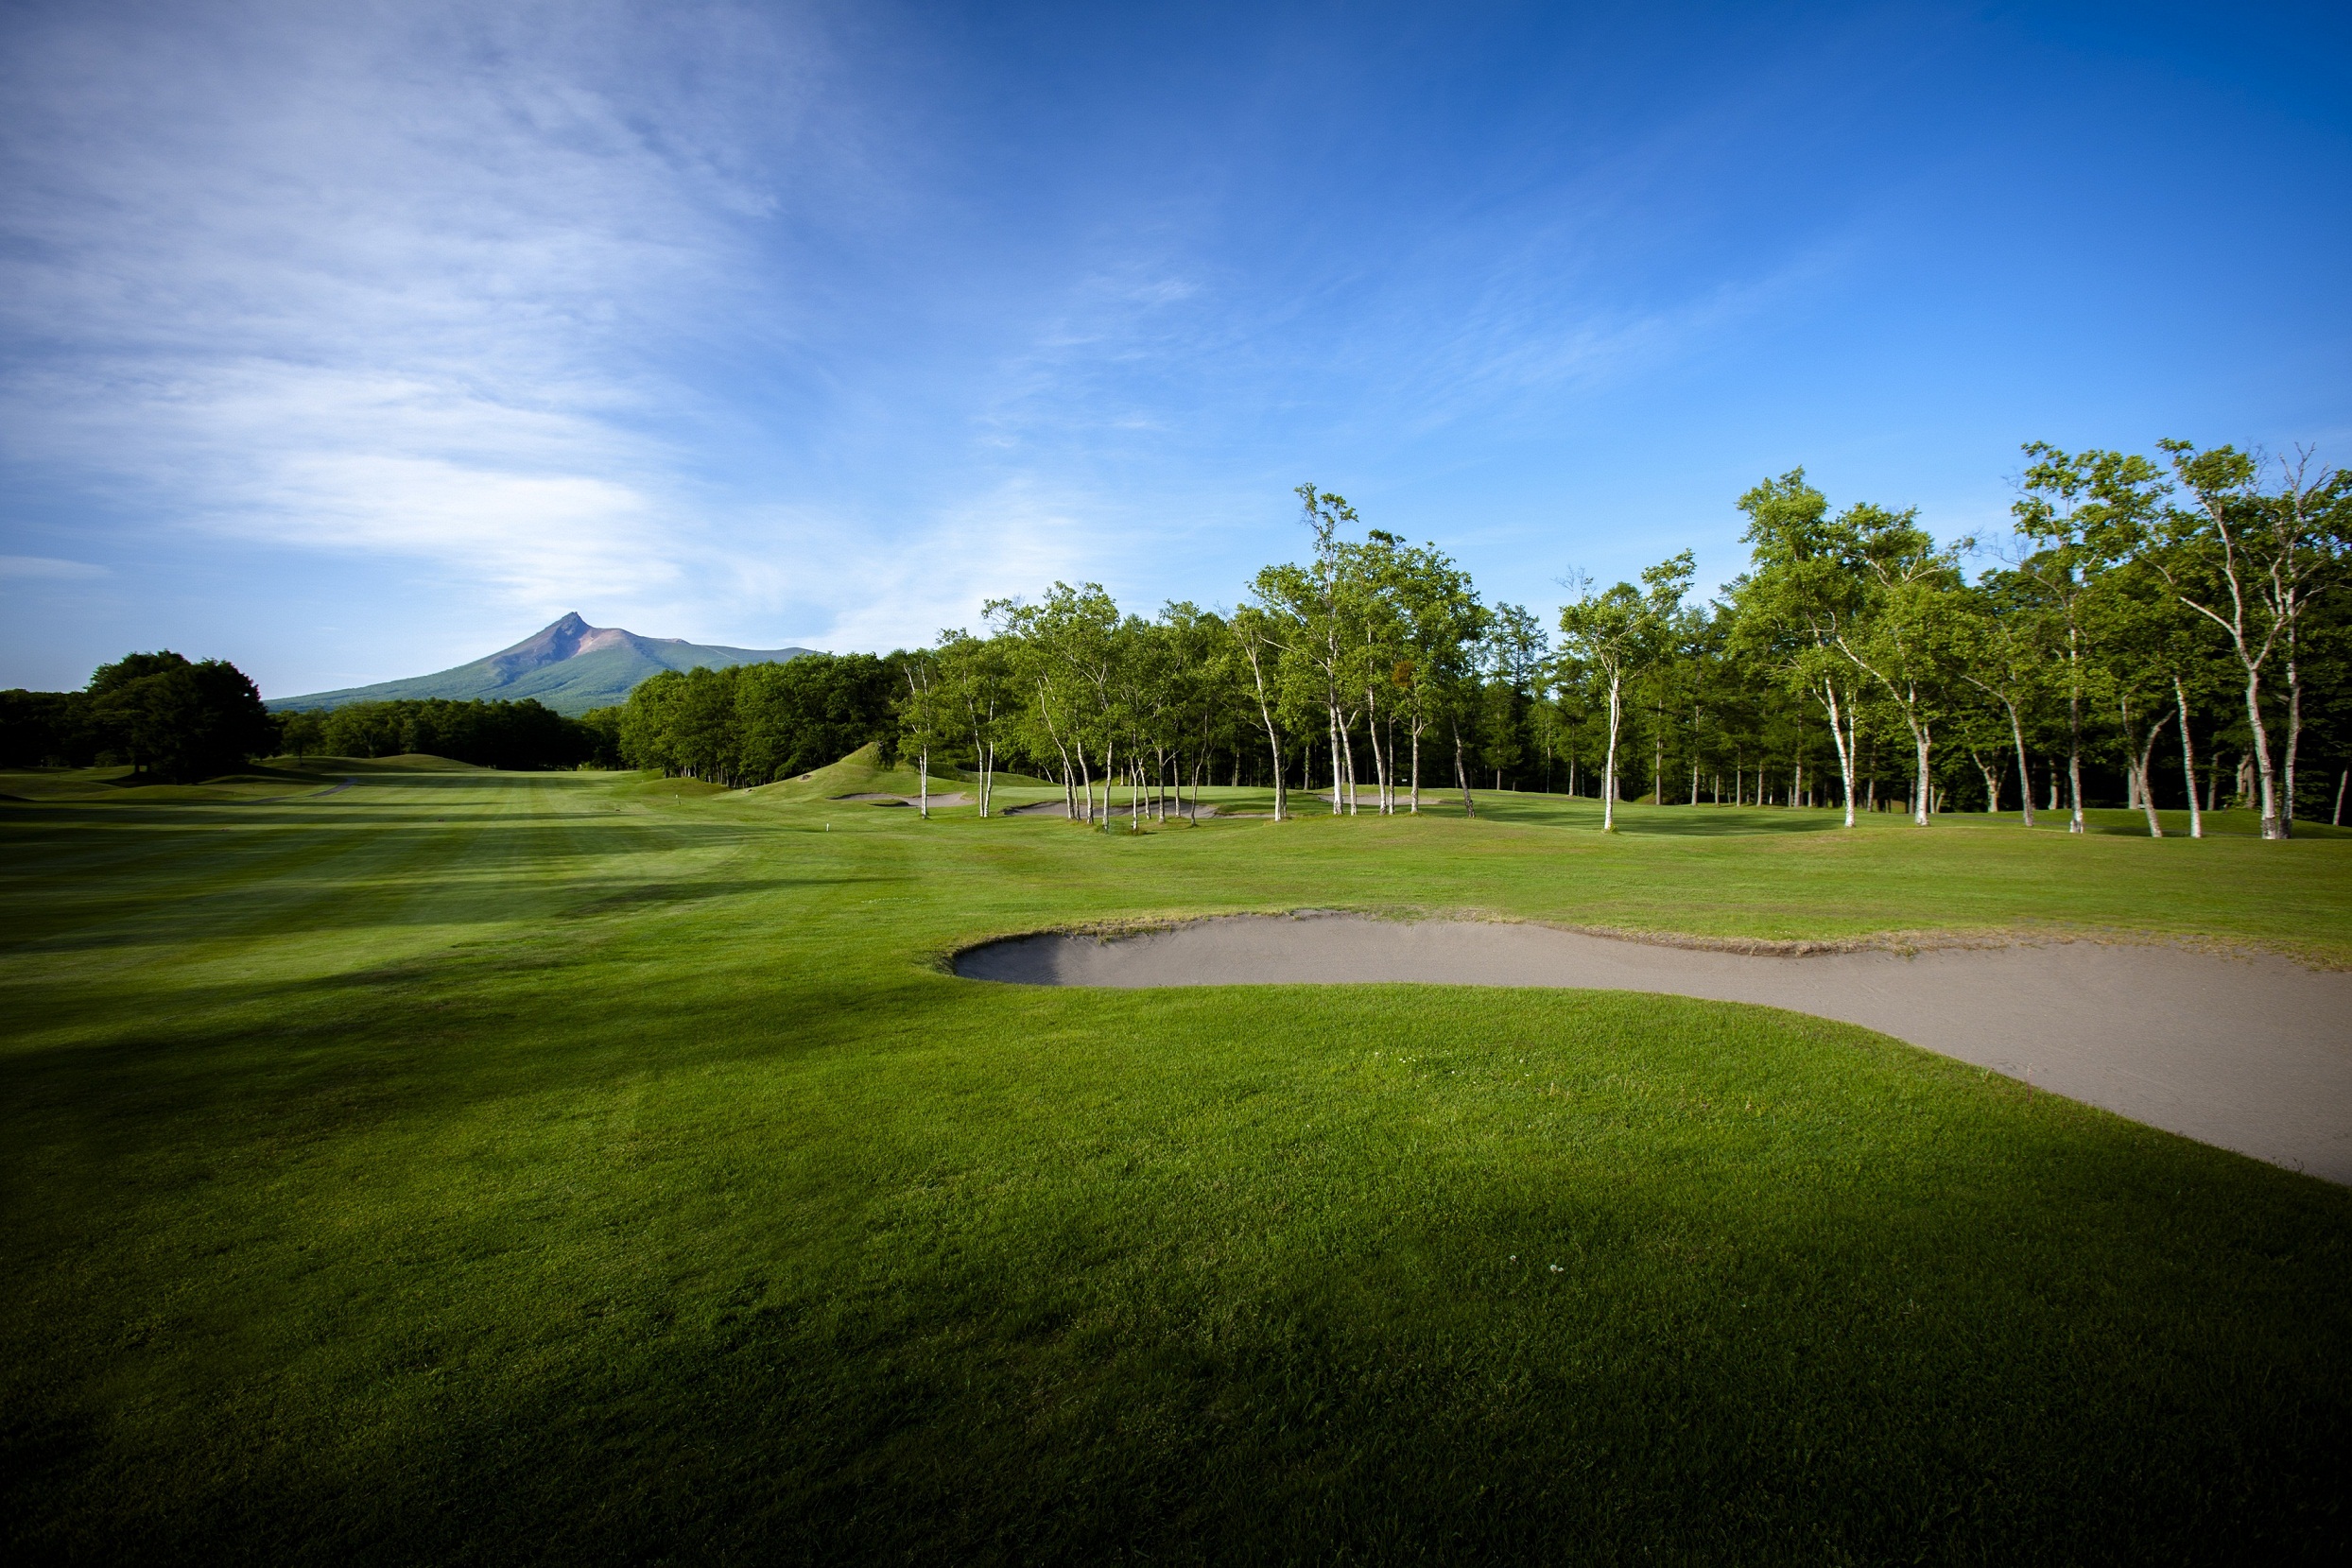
left=3, top=770, right=2347, bottom=1562
left=745, top=741, right=1051, bottom=803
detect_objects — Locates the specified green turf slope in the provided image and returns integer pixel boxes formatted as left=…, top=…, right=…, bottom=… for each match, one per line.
left=2, top=773, right=2347, bottom=1563
left=751, top=741, right=1058, bottom=803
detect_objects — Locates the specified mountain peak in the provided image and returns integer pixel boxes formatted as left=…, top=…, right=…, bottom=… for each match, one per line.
left=270, top=617, right=819, bottom=715
left=491, top=613, right=631, bottom=674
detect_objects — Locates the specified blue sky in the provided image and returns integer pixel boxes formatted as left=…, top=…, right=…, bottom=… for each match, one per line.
left=2, top=1, right=2346, bottom=696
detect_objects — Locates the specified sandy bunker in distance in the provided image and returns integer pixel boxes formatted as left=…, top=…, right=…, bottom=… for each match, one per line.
left=956, top=914, right=2352, bottom=1185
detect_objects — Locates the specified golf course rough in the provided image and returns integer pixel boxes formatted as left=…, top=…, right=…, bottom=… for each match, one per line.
left=4, top=762, right=2349, bottom=1564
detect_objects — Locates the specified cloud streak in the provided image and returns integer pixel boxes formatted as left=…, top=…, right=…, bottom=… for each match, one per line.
left=0, top=1, right=828, bottom=617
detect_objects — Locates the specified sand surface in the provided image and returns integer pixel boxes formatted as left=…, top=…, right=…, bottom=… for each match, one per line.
left=832, top=791, right=973, bottom=808
left=956, top=915, right=2352, bottom=1183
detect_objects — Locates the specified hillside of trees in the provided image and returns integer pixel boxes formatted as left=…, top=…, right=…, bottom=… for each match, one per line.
left=619, top=440, right=2349, bottom=839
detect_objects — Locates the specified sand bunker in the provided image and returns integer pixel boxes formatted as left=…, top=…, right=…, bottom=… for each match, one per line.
left=832, top=791, right=972, bottom=808
left=957, top=915, right=2352, bottom=1184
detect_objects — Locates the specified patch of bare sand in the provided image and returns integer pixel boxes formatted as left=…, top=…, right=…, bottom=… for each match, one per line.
left=955, top=914, right=2352, bottom=1184
left=832, top=792, right=973, bottom=808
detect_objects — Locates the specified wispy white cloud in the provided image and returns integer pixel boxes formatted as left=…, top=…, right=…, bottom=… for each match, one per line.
left=0, top=555, right=107, bottom=580
left=718, top=476, right=1109, bottom=652
left=0, top=0, right=834, bottom=621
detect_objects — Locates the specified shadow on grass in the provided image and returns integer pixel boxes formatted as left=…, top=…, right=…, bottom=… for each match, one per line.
left=6, top=972, right=2349, bottom=1564
left=1472, top=795, right=1861, bottom=836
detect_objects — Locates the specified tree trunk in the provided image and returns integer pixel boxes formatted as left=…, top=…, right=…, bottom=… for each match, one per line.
left=2242, top=664, right=2284, bottom=838
left=1973, top=750, right=2002, bottom=815
left=918, top=746, right=929, bottom=819
left=2284, top=645, right=2303, bottom=830
left=2002, top=702, right=2034, bottom=827
left=1821, top=682, right=1858, bottom=827
left=1452, top=721, right=1477, bottom=820
left=1911, top=721, right=1931, bottom=827
left=2173, top=675, right=2201, bottom=839
left=1410, top=718, right=1422, bottom=813
left=1266, top=725, right=1287, bottom=821
left=1324, top=708, right=1342, bottom=815
left=1602, top=671, right=1622, bottom=832
left=2334, top=769, right=2346, bottom=827
left=2134, top=707, right=2173, bottom=838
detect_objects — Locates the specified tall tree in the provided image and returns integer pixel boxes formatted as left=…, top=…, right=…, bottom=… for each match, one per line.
left=91, top=652, right=275, bottom=784
left=1830, top=505, right=1967, bottom=826
left=1229, top=605, right=1293, bottom=821
left=2014, top=445, right=2169, bottom=832
left=1558, top=551, right=1690, bottom=832
left=1951, top=571, right=2049, bottom=827
left=2152, top=442, right=2347, bottom=838
left=1731, top=472, right=1867, bottom=827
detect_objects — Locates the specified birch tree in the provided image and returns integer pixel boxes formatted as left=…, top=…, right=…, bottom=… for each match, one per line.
left=1230, top=605, right=1292, bottom=821
left=2151, top=442, right=2347, bottom=838
left=1387, top=541, right=1484, bottom=814
left=896, top=647, right=943, bottom=818
left=1829, top=505, right=1966, bottom=826
left=1558, top=552, right=1689, bottom=832
left=1731, top=471, right=1867, bottom=827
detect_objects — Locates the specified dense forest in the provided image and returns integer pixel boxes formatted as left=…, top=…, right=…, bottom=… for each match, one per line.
left=273, top=698, right=608, bottom=771
left=2, top=678, right=610, bottom=778
left=618, top=440, right=2350, bottom=838
left=0, top=652, right=275, bottom=783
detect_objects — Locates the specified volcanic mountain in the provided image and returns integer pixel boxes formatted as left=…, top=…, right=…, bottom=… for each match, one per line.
left=268, top=614, right=816, bottom=715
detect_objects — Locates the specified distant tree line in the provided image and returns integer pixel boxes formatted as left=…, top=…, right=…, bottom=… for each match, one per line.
left=3, top=656, right=617, bottom=779
left=275, top=698, right=607, bottom=771
left=600, top=653, right=904, bottom=786
left=12, top=440, right=2345, bottom=824
left=855, top=445, right=2343, bottom=838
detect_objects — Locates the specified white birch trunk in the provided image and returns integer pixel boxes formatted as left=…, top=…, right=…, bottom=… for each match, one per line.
left=2135, top=707, right=2172, bottom=838
left=1911, top=721, right=1931, bottom=827
left=1822, top=681, right=1858, bottom=828
left=1601, top=669, right=1622, bottom=833
left=2173, top=676, right=2201, bottom=839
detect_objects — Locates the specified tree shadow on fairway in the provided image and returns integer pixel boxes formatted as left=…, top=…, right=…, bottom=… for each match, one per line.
left=10, top=979, right=2348, bottom=1566
left=1603, top=808, right=1854, bottom=836
left=2, top=870, right=899, bottom=956
left=1472, top=793, right=1859, bottom=836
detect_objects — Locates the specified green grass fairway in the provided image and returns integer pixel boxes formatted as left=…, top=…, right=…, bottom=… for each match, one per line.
left=5, top=765, right=2350, bottom=1563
